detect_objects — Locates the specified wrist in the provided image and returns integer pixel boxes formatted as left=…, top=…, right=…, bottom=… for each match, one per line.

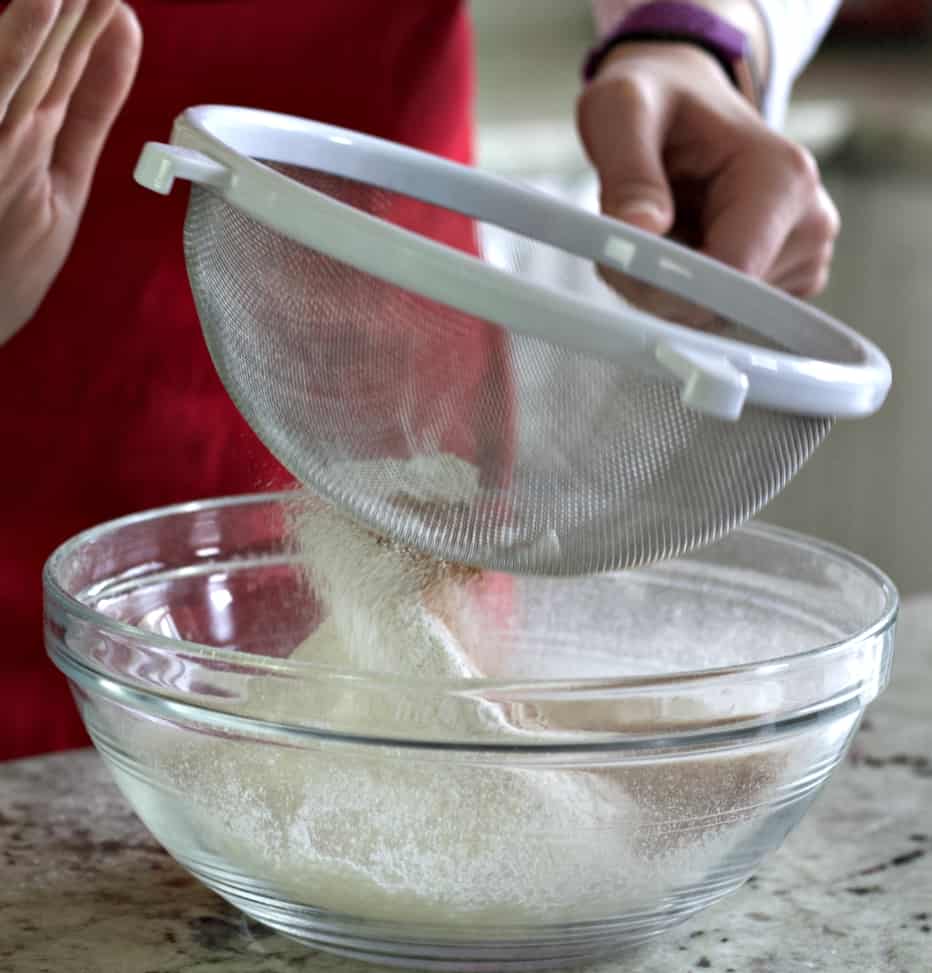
left=689, top=0, right=769, bottom=85
left=586, top=1, right=770, bottom=111
left=598, top=38, right=750, bottom=101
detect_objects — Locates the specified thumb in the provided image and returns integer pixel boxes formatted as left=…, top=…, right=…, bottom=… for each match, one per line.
left=577, top=78, right=675, bottom=236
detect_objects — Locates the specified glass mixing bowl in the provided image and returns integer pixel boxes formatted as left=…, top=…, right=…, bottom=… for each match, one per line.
left=44, top=493, right=897, bottom=970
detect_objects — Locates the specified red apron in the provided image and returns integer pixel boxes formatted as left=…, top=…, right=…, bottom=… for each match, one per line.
left=0, top=0, right=479, bottom=759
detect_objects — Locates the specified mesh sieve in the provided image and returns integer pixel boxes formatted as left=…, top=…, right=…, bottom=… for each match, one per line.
left=136, top=106, right=889, bottom=575
left=182, top=170, right=828, bottom=574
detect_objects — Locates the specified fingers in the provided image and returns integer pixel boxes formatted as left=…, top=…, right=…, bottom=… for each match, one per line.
left=0, top=0, right=61, bottom=122
left=577, top=72, right=675, bottom=235
left=767, top=184, right=840, bottom=296
left=578, top=51, right=686, bottom=325
left=1, top=0, right=118, bottom=131
left=701, top=141, right=819, bottom=277
left=578, top=37, right=843, bottom=323
left=40, top=0, right=118, bottom=115
left=597, top=267, right=723, bottom=331
left=51, top=2, right=140, bottom=200
left=700, top=137, right=840, bottom=301
left=601, top=131, right=839, bottom=317
left=771, top=244, right=834, bottom=298
left=3, top=0, right=87, bottom=128
left=776, top=264, right=831, bottom=299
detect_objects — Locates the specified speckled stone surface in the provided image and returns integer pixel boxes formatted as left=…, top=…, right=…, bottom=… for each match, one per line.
left=2, top=598, right=930, bottom=973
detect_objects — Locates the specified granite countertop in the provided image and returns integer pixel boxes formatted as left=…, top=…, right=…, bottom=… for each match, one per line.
left=2, top=599, right=930, bottom=973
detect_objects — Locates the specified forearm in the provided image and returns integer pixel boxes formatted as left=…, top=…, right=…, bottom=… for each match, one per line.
left=590, top=0, right=841, bottom=128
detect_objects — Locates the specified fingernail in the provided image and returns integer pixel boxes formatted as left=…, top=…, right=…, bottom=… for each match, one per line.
left=615, top=201, right=667, bottom=230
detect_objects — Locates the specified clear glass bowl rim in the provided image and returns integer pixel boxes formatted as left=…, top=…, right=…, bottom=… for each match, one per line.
left=43, top=492, right=899, bottom=697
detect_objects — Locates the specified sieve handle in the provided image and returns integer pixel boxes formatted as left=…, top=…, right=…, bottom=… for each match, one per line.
left=134, top=143, right=230, bottom=195
left=137, top=105, right=893, bottom=423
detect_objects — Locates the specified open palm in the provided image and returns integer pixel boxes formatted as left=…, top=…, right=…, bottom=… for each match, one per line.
left=0, top=0, right=141, bottom=343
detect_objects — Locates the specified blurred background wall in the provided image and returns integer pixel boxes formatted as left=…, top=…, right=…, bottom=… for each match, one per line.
left=470, top=1, right=932, bottom=595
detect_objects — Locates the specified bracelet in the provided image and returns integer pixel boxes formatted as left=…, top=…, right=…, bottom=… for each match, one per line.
left=582, top=1, right=761, bottom=108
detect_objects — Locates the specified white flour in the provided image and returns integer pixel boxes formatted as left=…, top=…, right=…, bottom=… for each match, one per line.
left=279, top=500, right=517, bottom=738
left=189, top=501, right=653, bottom=922
left=116, top=471, right=789, bottom=925
left=329, top=453, right=482, bottom=507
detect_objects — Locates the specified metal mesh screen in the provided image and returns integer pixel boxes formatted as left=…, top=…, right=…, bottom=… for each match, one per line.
left=182, top=166, right=831, bottom=574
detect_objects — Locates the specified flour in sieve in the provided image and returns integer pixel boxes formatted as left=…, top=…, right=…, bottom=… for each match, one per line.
left=329, top=453, right=482, bottom=507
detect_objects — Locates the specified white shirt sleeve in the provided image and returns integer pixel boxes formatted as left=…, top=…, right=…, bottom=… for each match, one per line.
left=590, top=1, right=843, bottom=129
left=748, top=1, right=840, bottom=128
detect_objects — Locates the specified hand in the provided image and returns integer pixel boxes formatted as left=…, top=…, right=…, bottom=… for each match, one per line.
left=0, top=0, right=141, bottom=344
left=576, top=42, right=840, bottom=326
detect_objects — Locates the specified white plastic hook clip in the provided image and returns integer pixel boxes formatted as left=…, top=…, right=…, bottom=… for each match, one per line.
left=134, top=142, right=231, bottom=195
left=656, top=341, right=750, bottom=421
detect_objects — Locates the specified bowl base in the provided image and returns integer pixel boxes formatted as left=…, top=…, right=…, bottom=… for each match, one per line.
left=276, top=934, right=649, bottom=971
left=239, top=913, right=666, bottom=971
left=188, top=864, right=713, bottom=971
